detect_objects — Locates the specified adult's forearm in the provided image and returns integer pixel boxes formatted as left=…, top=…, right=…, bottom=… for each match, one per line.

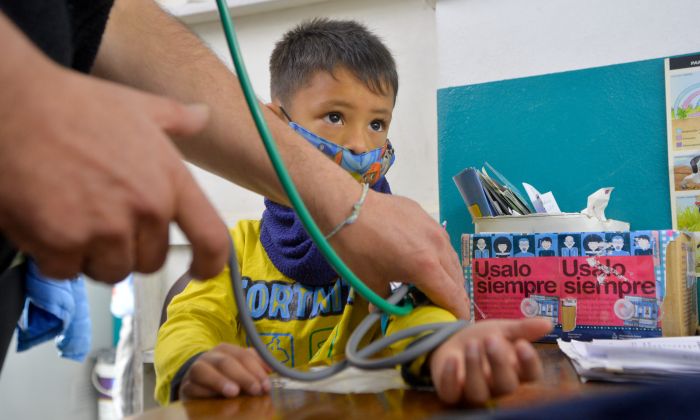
left=0, top=13, right=55, bottom=114
left=90, top=1, right=472, bottom=319
left=92, top=0, right=360, bottom=231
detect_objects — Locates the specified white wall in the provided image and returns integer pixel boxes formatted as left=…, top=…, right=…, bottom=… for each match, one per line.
left=186, top=0, right=441, bottom=228
left=437, top=0, right=700, bottom=88
left=0, top=282, right=112, bottom=420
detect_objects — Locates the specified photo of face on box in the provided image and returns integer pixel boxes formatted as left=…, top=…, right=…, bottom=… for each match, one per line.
left=537, top=235, right=557, bottom=257
left=632, top=233, right=654, bottom=256
left=583, top=233, right=606, bottom=256
left=558, top=233, right=581, bottom=257
left=606, top=233, right=631, bottom=256
left=514, top=235, right=535, bottom=258
left=473, top=236, right=491, bottom=259
left=493, top=236, right=513, bottom=258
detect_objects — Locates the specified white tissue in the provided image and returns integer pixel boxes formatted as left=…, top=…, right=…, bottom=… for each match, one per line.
left=580, top=188, right=614, bottom=221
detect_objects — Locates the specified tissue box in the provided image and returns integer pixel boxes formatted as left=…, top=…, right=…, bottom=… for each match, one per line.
left=461, top=230, right=698, bottom=341
left=474, top=214, right=629, bottom=234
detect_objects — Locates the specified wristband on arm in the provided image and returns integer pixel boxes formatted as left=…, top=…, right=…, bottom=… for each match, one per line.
left=325, top=183, right=370, bottom=240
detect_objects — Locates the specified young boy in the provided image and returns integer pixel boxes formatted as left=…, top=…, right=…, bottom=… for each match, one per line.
left=154, top=19, right=551, bottom=406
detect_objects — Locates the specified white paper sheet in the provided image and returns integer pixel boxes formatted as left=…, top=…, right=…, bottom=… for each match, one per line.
left=558, top=337, right=700, bottom=383
left=272, top=367, right=408, bottom=394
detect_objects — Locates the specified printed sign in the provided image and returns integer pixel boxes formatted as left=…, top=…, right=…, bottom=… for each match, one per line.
left=464, top=231, right=666, bottom=341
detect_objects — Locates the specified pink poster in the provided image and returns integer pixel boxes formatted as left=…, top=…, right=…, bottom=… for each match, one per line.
left=464, top=231, right=664, bottom=341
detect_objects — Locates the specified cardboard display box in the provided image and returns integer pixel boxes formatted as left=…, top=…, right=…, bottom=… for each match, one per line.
left=473, top=214, right=629, bottom=234
left=461, top=230, right=698, bottom=341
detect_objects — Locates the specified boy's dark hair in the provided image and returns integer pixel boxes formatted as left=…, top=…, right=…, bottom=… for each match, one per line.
left=270, top=18, right=398, bottom=106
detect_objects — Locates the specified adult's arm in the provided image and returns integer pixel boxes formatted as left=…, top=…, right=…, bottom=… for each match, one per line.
left=93, top=0, right=469, bottom=318
left=92, top=0, right=469, bottom=318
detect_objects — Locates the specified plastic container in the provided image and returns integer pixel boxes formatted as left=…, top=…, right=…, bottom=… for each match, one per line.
left=92, top=349, right=118, bottom=420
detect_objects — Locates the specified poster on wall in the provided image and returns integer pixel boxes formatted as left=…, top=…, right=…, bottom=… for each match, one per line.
left=665, top=52, right=700, bottom=274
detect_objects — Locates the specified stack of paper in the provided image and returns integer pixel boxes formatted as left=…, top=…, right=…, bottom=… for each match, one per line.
left=558, top=337, right=700, bottom=383
left=453, top=163, right=533, bottom=219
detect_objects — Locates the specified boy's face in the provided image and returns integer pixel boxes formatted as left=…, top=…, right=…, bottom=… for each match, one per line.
left=275, top=67, right=394, bottom=153
left=541, top=240, right=551, bottom=250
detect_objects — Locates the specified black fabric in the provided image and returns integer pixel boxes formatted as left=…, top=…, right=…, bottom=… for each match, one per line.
left=0, top=0, right=114, bottom=72
left=0, top=233, right=21, bottom=375
left=0, top=234, right=17, bottom=274
left=0, top=262, right=26, bottom=376
left=433, top=375, right=700, bottom=420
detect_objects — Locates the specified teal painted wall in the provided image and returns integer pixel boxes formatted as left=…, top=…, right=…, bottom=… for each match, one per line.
left=438, top=58, right=671, bottom=252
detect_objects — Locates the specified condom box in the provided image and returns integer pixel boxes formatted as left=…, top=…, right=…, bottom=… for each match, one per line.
left=461, top=230, right=698, bottom=342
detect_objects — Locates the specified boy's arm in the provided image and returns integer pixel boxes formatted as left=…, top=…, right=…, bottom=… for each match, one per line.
left=383, top=304, right=457, bottom=384
left=155, top=225, right=271, bottom=404
left=92, top=0, right=469, bottom=320
left=154, top=268, right=240, bottom=405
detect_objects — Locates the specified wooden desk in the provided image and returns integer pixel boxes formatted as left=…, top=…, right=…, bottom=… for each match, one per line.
left=130, top=344, right=630, bottom=420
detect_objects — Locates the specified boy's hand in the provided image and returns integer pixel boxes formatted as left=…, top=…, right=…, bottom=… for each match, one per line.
left=428, top=318, right=552, bottom=405
left=179, top=344, right=272, bottom=401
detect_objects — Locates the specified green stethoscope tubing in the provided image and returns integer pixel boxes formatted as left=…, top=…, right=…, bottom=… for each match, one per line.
left=214, top=0, right=411, bottom=317
left=215, top=1, right=466, bottom=382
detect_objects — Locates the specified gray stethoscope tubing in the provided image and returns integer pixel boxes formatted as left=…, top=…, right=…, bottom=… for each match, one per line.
left=228, top=236, right=466, bottom=381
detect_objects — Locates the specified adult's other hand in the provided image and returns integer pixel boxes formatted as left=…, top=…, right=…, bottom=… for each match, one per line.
left=0, top=25, right=228, bottom=283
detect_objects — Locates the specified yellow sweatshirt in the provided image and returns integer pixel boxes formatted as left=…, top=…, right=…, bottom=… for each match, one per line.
left=154, top=220, right=455, bottom=405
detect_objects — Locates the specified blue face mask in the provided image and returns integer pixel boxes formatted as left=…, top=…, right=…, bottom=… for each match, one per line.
left=282, top=110, right=395, bottom=186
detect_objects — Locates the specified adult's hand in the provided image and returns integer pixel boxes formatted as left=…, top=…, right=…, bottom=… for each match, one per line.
left=332, top=191, right=470, bottom=320
left=0, top=15, right=228, bottom=283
